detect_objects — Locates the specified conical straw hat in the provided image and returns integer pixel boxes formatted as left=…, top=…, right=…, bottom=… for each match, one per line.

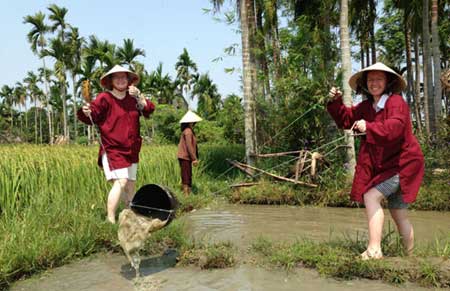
left=100, top=65, right=140, bottom=89
left=179, top=110, right=203, bottom=123
left=349, top=62, right=406, bottom=93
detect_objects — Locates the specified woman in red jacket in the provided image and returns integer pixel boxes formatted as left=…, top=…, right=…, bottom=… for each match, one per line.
left=177, top=110, right=202, bottom=196
left=327, top=63, right=424, bottom=260
left=77, top=65, right=155, bottom=223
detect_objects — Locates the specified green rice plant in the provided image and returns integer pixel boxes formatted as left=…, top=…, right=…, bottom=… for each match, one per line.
left=0, top=143, right=244, bottom=289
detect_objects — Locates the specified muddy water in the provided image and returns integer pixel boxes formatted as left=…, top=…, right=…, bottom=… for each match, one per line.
left=11, top=205, right=450, bottom=291
left=183, top=204, right=450, bottom=246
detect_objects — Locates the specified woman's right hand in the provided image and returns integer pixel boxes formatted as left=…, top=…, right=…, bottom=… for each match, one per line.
left=328, top=86, right=342, bottom=101
left=82, top=103, right=91, bottom=117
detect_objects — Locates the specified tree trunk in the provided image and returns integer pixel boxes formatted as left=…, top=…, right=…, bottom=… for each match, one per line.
left=431, top=0, right=442, bottom=122
left=422, top=45, right=431, bottom=136
left=254, top=0, right=266, bottom=100
left=413, top=37, right=423, bottom=133
left=61, top=83, right=68, bottom=140
left=34, top=97, right=38, bottom=143
left=369, top=0, right=377, bottom=64
left=240, top=0, right=258, bottom=167
left=340, top=0, right=356, bottom=178
left=404, top=17, right=413, bottom=106
left=41, top=56, right=53, bottom=144
left=255, top=1, right=271, bottom=101
left=72, top=74, right=78, bottom=141
left=360, top=38, right=365, bottom=69
left=422, top=0, right=435, bottom=133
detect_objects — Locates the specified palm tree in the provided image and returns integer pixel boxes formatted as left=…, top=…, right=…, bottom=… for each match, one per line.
left=24, top=71, right=41, bottom=143
left=85, top=35, right=117, bottom=70
left=23, top=12, right=53, bottom=143
left=116, top=38, right=146, bottom=70
left=13, top=83, right=27, bottom=137
left=42, top=38, right=69, bottom=139
left=431, top=0, right=442, bottom=123
left=175, top=48, right=198, bottom=108
left=77, top=58, right=97, bottom=143
left=0, top=85, right=14, bottom=134
left=340, top=0, right=356, bottom=177
left=48, top=4, right=70, bottom=139
left=192, top=73, right=222, bottom=119
left=212, top=0, right=258, bottom=166
left=144, top=63, right=175, bottom=104
left=67, top=26, right=84, bottom=141
left=422, top=0, right=433, bottom=134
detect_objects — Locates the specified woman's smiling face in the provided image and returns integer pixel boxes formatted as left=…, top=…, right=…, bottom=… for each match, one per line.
left=366, top=70, right=387, bottom=98
left=111, top=72, right=129, bottom=92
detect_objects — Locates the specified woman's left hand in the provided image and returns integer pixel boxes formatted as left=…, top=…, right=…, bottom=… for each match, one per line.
left=128, top=85, right=140, bottom=97
left=355, top=119, right=367, bottom=132
left=129, top=85, right=147, bottom=109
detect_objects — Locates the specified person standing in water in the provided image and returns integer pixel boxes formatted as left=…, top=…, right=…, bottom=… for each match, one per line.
left=77, top=65, right=155, bottom=223
left=327, top=62, right=424, bottom=259
left=177, top=110, right=202, bottom=196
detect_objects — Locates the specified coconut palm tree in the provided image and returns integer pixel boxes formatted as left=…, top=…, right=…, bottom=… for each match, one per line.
left=23, top=11, right=53, bottom=143
left=67, top=26, right=84, bottom=141
left=116, top=38, right=146, bottom=70
left=192, top=73, right=222, bottom=119
left=340, top=0, right=356, bottom=177
left=175, top=48, right=198, bottom=108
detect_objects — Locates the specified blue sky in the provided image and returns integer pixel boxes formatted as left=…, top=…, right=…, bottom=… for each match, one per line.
left=0, top=0, right=242, bottom=100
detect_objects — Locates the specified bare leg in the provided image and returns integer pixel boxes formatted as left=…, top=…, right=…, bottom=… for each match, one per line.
left=362, top=188, right=385, bottom=259
left=124, top=180, right=136, bottom=208
left=107, top=178, right=127, bottom=223
left=389, top=208, right=414, bottom=255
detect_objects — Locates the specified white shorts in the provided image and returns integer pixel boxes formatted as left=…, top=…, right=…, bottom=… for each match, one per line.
left=102, top=154, right=137, bottom=181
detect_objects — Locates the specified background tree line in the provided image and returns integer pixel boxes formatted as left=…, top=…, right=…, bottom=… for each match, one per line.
left=0, top=1, right=448, bottom=165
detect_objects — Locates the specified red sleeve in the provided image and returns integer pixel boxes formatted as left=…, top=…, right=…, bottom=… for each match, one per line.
left=141, top=99, right=155, bottom=118
left=326, top=97, right=364, bottom=129
left=365, top=95, right=407, bottom=144
left=76, top=92, right=110, bottom=125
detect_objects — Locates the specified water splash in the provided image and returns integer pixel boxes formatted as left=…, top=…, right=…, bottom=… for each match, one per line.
left=118, top=209, right=167, bottom=277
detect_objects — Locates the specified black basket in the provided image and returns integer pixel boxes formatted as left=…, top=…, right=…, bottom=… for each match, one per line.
left=130, top=184, right=178, bottom=225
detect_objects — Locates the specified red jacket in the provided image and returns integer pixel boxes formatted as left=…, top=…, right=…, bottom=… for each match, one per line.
left=77, top=92, right=155, bottom=170
left=327, top=94, right=424, bottom=203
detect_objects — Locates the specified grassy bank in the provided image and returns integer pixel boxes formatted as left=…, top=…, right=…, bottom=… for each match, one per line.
left=250, top=233, right=450, bottom=288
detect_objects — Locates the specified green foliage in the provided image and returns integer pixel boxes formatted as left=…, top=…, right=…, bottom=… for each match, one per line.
left=216, top=94, right=244, bottom=144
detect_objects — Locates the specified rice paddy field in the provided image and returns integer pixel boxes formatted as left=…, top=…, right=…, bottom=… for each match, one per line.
left=1, top=143, right=449, bottom=289
left=0, top=143, right=243, bottom=289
